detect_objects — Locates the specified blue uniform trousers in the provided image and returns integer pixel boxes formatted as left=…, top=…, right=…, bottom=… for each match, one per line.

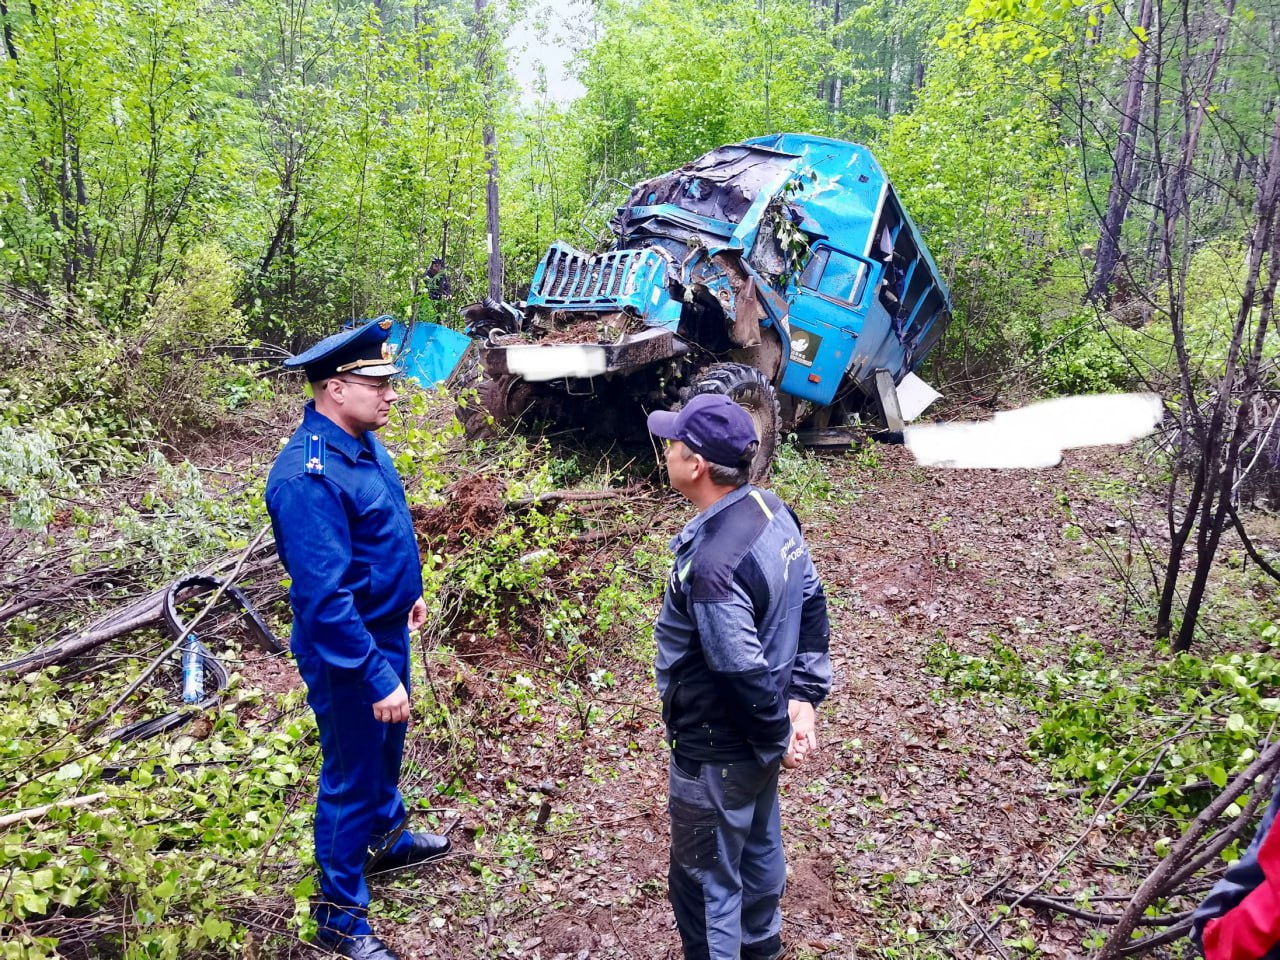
left=296, top=623, right=418, bottom=941
left=667, top=755, right=786, bottom=960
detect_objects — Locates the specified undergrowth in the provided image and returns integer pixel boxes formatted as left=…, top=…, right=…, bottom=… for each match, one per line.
left=0, top=672, right=319, bottom=959
left=928, top=625, right=1280, bottom=822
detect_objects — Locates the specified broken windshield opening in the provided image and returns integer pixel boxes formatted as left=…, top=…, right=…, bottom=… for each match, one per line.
left=609, top=146, right=796, bottom=237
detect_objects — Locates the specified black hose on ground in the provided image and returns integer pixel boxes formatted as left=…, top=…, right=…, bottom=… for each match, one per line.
left=108, top=574, right=282, bottom=743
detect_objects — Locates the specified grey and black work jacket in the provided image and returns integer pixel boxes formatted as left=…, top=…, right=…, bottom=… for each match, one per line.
left=654, top=484, right=832, bottom=768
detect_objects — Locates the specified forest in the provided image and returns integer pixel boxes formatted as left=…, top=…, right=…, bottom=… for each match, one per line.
left=0, top=0, right=1278, bottom=956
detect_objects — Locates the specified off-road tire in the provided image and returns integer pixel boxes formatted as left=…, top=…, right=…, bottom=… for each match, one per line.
left=688, top=363, right=780, bottom=483
left=452, top=347, right=498, bottom=439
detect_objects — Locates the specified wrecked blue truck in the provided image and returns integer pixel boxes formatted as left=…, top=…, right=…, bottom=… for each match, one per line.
left=460, top=133, right=952, bottom=478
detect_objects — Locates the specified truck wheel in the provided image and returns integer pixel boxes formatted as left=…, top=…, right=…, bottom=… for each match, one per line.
left=452, top=348, right=496, bottom=439
left=689, top=363, right=780, bottom=482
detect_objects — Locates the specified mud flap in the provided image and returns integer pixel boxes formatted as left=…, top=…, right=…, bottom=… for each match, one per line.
left=896, top=372, right=942, bottom=421
left=873, top=369, right=905, bottom=442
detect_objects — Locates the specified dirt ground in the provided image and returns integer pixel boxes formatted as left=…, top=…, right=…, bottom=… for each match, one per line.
left=6, top=391, right=1249, bottom=960
left=346, top=444, right=1183, bottom=960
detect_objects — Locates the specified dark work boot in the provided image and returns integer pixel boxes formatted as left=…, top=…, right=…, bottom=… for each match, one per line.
left=366, top=831, right=451, bottom=875
left=742, top=934, right=783, bottom=960
left=313, top=930, right=401, bottom=960
left=337, top=935, right=400, bottom=960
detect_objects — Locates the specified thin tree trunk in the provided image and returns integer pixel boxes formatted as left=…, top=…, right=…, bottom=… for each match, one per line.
left=1165, top=0, right=1236, bottom=244
left=476, top=0, right=501, bottom=300
left=1088, top=0, right=1154, bottom=304
left=1171, top=107, right=1280, bottom=652
left=1156, top=450, right=1202, bottom=640
left=0, top=0, right=18, bottom=61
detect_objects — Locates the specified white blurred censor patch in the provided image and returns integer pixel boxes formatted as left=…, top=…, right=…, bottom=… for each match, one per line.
left=905, top=393, right=1163, bottom=469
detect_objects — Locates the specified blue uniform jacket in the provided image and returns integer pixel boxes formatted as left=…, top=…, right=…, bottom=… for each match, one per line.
left=654, top=485, right=832, bottom=768
left=265, top=403, right=424, bottom=703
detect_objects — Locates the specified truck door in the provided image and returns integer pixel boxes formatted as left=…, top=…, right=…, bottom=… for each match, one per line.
left=780, top=244, right=877, bottom=406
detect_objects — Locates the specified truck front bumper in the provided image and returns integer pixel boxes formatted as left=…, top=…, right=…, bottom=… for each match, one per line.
left=480, top=328, right=686, bottom=382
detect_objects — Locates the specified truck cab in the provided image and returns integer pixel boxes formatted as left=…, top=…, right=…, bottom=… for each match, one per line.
left=461, top=134, right=952, bottom=475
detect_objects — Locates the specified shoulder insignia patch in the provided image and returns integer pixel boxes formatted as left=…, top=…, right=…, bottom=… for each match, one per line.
left=304, top=433, right=326, bottom=476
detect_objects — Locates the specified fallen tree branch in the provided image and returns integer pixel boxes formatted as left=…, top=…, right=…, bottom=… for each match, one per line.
left=1112, top=716, right=1198, bottom=813
left=506, top=487, right=642, bottom=510
left=1163, top=782, right=1272, bottom=892
left=0, top=537, right=277, bottom=676
left=83, top=525, right=270, bottom=734
left=960, top=898, right=1011, bottom=960
left=1115, top=919, right=1193, bottom=956
left=1, top=601, right=168, bottom=676
left=993, top=889, right=1191, bottom=927
left=967, top=727, right=1198, bottom=957
left=1095, top=739, right=1280, bottom=960
left=0, top=792, right=107, bottom=829
left=1228, top=503, right=1280, bottom=583
left=0, top=565, right=118, bottom=625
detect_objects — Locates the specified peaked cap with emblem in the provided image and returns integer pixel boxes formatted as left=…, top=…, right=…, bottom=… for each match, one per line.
left=284, top=317, right=402, bottom=382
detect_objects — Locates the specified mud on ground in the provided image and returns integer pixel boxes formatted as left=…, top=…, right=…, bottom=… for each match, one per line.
left=345, top=443, right=1191, bottom=960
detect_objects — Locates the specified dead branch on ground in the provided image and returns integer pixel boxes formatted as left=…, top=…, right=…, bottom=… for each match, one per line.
left=1093, top=738, right=1280, bottom=958
left=0, top=536, right=278, bottom=676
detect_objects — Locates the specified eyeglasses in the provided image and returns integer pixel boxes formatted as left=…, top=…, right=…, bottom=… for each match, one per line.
left=337, top=378, right=396, bottom=397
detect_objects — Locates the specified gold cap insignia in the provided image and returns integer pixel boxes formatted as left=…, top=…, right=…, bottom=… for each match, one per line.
left=379, top=319, right=392, bottom=330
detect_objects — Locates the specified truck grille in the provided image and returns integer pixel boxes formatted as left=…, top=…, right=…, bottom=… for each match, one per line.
left=533, top=244, right=640, bottom=305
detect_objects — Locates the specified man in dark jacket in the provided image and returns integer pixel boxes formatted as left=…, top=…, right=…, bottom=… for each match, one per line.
left=648, top=393, right=832, bottom=960
left=266, top=320, right=449, bottom=960
left=1192, top=776, right=1280, bottom=959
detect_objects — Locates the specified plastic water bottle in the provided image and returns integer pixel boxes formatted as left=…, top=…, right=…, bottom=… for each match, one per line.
left=181, top=634, right=204, bottom=704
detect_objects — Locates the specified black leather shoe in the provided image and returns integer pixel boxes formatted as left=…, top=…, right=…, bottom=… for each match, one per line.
left=366, top=831, right=451, bottom=874
left=313, top=932, right=400, bottom=960
left=337, top=935, right=400, bottom=960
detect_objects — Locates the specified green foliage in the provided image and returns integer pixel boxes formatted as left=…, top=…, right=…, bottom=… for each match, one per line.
left=0, top=0, right=242, bottom=308
left=0, top=670, right=319, bottom=958
left=101, top=451, right=269, bottom=576
left=0, top=0, right=499, bottom=342
left=133, top=243, right=258, bottom=433
left=873, top=49, right=1080, bottom=376
left=384, top=385, right=470, bottom=502
left=573, top=0, right=837, bottom=181
left=928, top=631, right=1280, bottom=815
left=422, top=461, right=661, bottom=658
left=1144, top=242, right=1280, bottom=393
left=1029, top=310, right=1143, bottom=395
left=0, top=375, right=141, bottom=531
left=0, top=422, right=86, bottom=530
left=771, top=441, right=863, bottom=516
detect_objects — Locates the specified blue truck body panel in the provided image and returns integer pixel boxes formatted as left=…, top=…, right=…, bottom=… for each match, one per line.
left=348, top=315, right=470, bottom=386
left=465, top=134, right=952, bottom=450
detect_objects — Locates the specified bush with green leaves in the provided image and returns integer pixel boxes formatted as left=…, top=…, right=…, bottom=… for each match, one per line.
left=0, top=670, right=319, bottom=959
left=0, top=376, right=142, bottom=531
left=126, top=243, right=262, bottom=435
left=928, top=628, right=1280, bottom=816
left=1030, top=310, right=1144, bottom=396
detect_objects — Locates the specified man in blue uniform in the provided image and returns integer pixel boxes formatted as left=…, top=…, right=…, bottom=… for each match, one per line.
left=266, top=320, right=450, bottom=960
left=647, top=394, right=833, bottom=960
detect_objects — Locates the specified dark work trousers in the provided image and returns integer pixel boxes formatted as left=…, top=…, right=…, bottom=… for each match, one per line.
left=667, top=754, right=786, bottom=960
left=296, top=623, right=417, bottom=941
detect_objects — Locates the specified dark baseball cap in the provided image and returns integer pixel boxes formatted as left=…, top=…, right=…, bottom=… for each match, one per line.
left=647, top=394, right=758, bottom=468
